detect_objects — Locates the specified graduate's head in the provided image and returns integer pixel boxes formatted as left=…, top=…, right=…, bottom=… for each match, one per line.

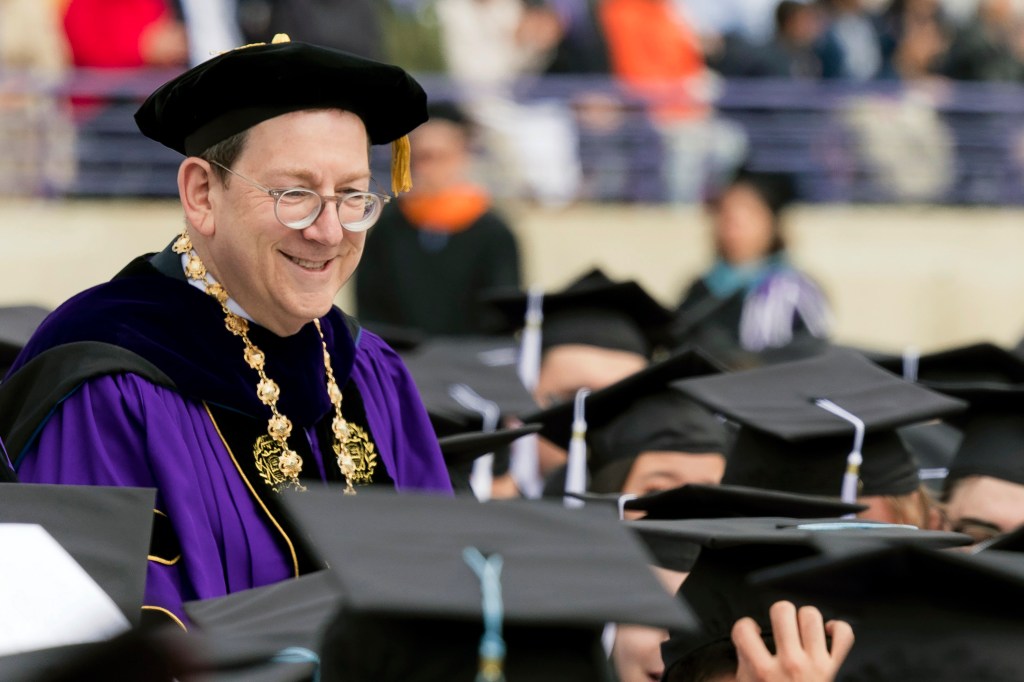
left=408, top=102, right=474, bottom=195
left=708, top=170, right=794, bottom=266
left=134, top=37, right=427, bottom=336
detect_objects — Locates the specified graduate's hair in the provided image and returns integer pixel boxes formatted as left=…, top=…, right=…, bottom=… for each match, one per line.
left=200, top=130, right=250, bottom=184
left=884, top=483, right=942, bottom=529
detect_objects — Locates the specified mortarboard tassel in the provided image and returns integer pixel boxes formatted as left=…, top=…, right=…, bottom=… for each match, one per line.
left=391, top=135, right=412, bottom=196
left=463, top=547, right=507, bottom=682
left=450, top=384, right=500, bottom=502
left=564, top=388, right=591, bottom=509
left=508, top=431, right=543, bottom=499
left=271, top=647, right=321, bottom=682
left=509, top=288, right=545, bottom=499
left=516, top=287, right=544, bottom=392
left=901, top=346, right=920, bottom=382
left=814, top=398, right=865, bottom=512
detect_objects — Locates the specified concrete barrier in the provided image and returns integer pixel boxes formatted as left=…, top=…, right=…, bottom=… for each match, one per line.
left=1, top=198, right=1021, bottom=353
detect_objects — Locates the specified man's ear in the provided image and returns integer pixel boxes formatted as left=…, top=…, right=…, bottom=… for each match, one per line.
left=179, top=157, right=217, bottom=237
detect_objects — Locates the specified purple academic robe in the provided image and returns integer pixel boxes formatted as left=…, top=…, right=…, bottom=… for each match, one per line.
left=8, top=253, right=452, bottom=627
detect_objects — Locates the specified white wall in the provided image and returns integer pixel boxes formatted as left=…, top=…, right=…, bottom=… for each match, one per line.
left=1, top=198, right=1021, bottom=353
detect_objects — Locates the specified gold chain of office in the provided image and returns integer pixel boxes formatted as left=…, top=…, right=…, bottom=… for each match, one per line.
left=172, top=230, right=377, bottom=494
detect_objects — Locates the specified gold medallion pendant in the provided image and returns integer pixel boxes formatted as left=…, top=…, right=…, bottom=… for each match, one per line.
left=334, top=422, right=379, bottom=492
left=253, top=434, right=304, bottom=492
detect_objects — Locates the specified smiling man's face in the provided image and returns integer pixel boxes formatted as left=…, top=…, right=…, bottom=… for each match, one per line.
left=200, top=108, right=371, bottom=336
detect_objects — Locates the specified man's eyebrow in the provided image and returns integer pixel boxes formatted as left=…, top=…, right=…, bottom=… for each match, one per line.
left=954, top=517, right=1003, bottom=533
left=267, top=168, right=371, bottom=187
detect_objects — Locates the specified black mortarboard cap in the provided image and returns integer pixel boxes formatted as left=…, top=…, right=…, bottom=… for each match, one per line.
left=482, top=269, right=674, bottom=357
left=750, top=543, right=1024, bottom=681
left=0, top=305, right=49, bottom=375
left=625, top=482, right=866, bottom=520
left=184, top=571, right=342, bottom=681
left=882, top=345, right=1024, bottom=489
left=586, top=389, right=729, bottom=491
left=570, top=484, right=863, bottom=573
left=0, top=483, right=155, bottom=627
left=945, top=385, right=1024, bottom=487
left=898, top=421, right=962, bottom=494
left=677, top=349, right=967, bottom=497
left=402, top=336, right=536, bottom=437
left=438, top=424, right=542, bottom=468
left=522, top=347, right=725, bottom=452
left=0, top=629, right=192, bottom=682
left=659, top=518, right=971, bottom=680
left=280, top=489, right=693, bottom=629
left=875, top=341, right=1024, bottom=386
left=280, top=489, right=697, bottom=681
left=135, top=39, right=428, bottom=157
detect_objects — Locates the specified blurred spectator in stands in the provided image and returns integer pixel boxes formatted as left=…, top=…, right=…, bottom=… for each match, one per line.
left=711, top=0, right=825, bottom=78
left=532, top=0, right=610, bottom=75
left=0, top=0, right=75, bottom=195
left=63, top=0, right=188, bottom=68
left=380, top=0, right=447, bottom=73
left=436, top=0, right=582, bottom=205
left=941, top=0, right=1024, bottom=81
left=815, top=0, right=884, bottom=80
left=355, top=103, right=521, bottom=336
left=177, top=0, right=243, bottom=65
left=572, top=91, right=665, bottom=202
left=877, top=0, right=951, bottom=80
left=671, top=169, right=831, bottom=368
left=599, top=0, right=747, bottom=203
left=237, top=0, right=384, bottom=60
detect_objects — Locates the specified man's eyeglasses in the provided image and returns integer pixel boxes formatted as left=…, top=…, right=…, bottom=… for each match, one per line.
left=209, top=160, right=390, bottom=232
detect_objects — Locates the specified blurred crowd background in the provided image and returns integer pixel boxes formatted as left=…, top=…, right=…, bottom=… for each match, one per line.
left=2, top=0, right=1024, bottom=354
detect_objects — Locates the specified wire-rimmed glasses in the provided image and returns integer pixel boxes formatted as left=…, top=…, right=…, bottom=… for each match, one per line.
left=209, top=160, right=390, bottom=232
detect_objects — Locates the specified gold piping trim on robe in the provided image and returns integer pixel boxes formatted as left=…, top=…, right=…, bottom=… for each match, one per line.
left=149, top=509, right=181, bottom=565
left=141, top=605, right=188, bottom=631
left=203, top=402, right=300, bottom=578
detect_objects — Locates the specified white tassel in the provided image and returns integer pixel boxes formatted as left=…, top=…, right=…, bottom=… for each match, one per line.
left=517, top=287, right=544, bottom=392
left=902, top=346, right=920, bottom=382
left=450, top=384, right=500, bottom=503
left=815, top=398, right=865, bottom=512
left=508, top=433, right=543, bottom=499
left=564, top=388, right=591, bottom=509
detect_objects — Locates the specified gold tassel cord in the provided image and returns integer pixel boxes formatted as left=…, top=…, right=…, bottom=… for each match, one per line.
left=391, top=135, right=412, bottom=196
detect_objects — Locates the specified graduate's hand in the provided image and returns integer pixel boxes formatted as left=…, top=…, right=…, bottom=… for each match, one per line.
left=732, top=601, right=854, bottom=682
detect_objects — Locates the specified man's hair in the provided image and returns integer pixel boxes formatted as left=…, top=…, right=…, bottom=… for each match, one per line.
left=199, top=130, right=250, bottom=184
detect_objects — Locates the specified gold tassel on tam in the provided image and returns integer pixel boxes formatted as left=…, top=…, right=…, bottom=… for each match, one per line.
left=391, top=134, right=412, bottom=196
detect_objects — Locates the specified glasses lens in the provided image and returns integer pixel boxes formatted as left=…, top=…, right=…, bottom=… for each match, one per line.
left=276, top=189, right=321, bottom=229
left=338, top=192, right=384, bottom=232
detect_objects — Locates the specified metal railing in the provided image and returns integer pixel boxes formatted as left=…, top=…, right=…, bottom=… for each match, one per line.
left=3, top=68, right=1024, bottom=205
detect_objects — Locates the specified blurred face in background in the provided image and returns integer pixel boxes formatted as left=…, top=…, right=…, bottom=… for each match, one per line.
left=945, top=475, right=1024, bottom=542
left=711, top=183, right=778, bottom=266
left=621, top=451, right=726, bottom=499
left=409, top=119, right=470, bottom=194
left=533, top=344, right=648, bottom=474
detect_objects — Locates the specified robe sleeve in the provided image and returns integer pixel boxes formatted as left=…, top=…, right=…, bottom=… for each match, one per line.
left=350, top=331, right=454, bottom=494
left=16, top=374, right=298, bottom=627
